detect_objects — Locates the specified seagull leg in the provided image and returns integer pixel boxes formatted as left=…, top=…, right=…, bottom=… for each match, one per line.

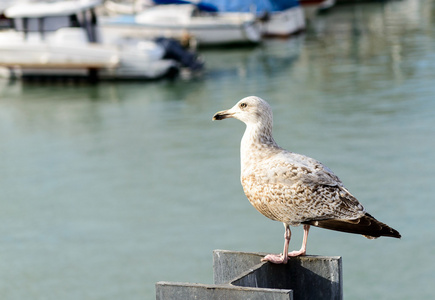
left=262, top=223, right=290, bottom=264
left=288, top=224, right=310, bottom=257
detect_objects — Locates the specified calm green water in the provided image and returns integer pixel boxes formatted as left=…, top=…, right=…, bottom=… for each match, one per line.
left=0, top=1, right=434, bottom=299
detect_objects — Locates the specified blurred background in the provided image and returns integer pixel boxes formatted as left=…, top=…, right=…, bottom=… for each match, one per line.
left=0, top=0, right=434, bottom=299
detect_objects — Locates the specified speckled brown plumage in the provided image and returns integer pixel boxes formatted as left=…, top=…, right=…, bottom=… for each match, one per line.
left=213, top=96, right=400, bottom=263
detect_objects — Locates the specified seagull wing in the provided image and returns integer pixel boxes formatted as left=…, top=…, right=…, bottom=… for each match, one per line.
left=242, top=152, right=366, bottom=223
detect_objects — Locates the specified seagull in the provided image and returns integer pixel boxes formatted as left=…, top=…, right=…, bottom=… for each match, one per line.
left=212, top=96, right=401, bottom=264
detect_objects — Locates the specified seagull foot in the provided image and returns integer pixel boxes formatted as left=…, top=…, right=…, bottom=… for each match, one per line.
left=261, top=253, right=288, bottom=264
left=288, top=249, right=306, bottom=257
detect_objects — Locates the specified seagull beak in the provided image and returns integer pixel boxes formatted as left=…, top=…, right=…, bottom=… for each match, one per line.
left=212, top=109, right=234, bottom=121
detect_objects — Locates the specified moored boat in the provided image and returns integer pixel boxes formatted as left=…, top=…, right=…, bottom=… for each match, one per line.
left=0, top=0, right=202, bottom=80
left=100, top=2, right=262, bottom=47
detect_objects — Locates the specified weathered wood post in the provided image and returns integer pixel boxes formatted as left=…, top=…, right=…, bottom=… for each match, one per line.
left=156, top=249, right=343, bottom=300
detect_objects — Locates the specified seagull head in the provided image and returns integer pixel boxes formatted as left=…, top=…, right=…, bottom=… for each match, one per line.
left=212, top=96, right=273, bottom=126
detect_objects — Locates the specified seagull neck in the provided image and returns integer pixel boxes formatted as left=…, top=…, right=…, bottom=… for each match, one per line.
left=240, top=123, right=279, bottom=167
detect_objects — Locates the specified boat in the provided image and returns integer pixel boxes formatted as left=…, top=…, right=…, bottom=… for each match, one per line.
left=203, top=0, right=306, bottom=37
left=0, top=0, right=202, bottom=80
left=100, top=1, right=262, bottom=46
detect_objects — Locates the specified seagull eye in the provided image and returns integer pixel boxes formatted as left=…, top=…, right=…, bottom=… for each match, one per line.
left=240, top=103, right=247, bottom=109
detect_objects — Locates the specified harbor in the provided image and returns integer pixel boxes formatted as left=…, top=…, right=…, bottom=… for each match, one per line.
left=0, top=0, right=307, bottom=80
left=0, top=0, right=434, bottom=299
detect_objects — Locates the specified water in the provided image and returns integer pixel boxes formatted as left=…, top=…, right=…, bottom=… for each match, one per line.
left=0, top=1, right=434, bottom=299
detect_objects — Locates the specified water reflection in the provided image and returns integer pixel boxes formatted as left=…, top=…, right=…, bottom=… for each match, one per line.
left=301, top=0, right=435, bottom=92
left=203, top=38, right=303, bottom=80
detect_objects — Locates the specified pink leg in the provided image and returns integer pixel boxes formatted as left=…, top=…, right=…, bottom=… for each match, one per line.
left=261, top=223, right=291, bottom=264
left=288, top=224, right=310, bottom=257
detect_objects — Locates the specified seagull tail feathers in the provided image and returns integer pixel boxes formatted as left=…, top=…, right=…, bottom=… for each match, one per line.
left=303, top=213, right=401, bottom=239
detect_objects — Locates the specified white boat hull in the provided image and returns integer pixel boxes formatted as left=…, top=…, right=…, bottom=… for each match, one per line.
left=100, top=4, right=261, bottom=46
left=260, top=6, right=306, bottom=37
left=0, top=28, right=178, bottom=80
left=101, top=22, right=260, bottom=46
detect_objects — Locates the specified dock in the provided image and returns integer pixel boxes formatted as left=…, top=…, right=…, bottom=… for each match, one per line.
left=156, top=249, right=343, bottom=300
left=0, top=62, right=119, bottom=69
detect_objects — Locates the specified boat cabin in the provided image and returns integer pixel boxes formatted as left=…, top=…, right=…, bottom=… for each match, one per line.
left=5, top=0, right=101, bottom=42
